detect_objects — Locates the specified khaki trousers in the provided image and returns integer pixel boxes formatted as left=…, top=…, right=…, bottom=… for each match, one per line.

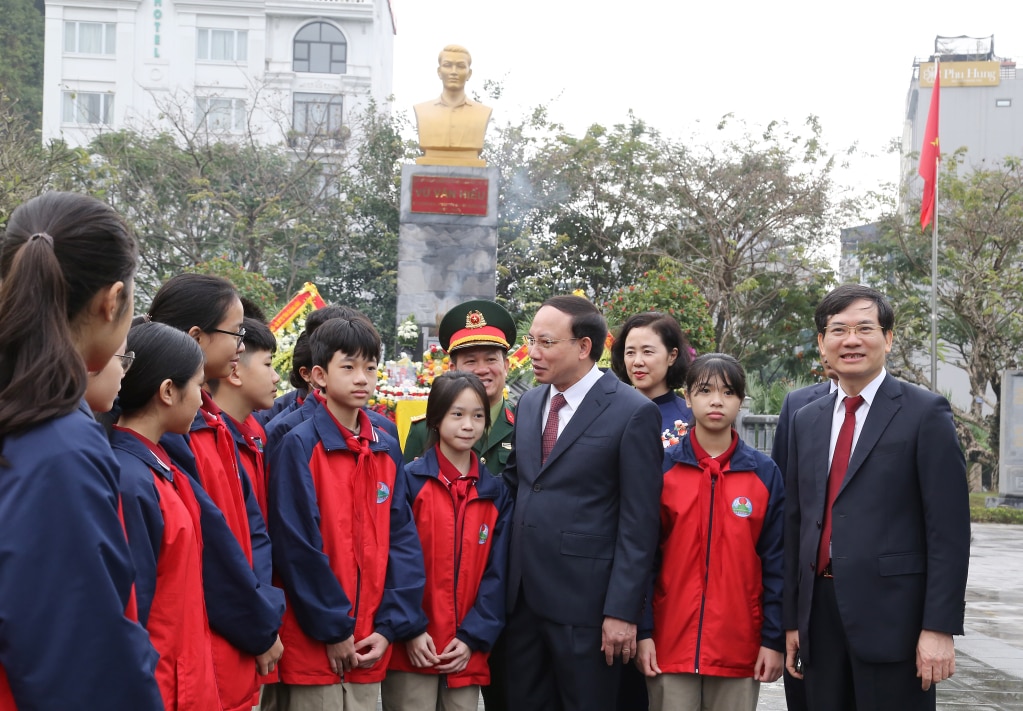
left=380, top=670, right=480, bottom=711
left=259, top=681, right=380, bottom=711
left=647, top=672, right=760, bottom=711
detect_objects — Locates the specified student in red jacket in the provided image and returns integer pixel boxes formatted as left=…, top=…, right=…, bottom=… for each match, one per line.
left=382, top=371, right=512, bottom=711
left=637, top=354, right=784, bottom=711
left=149, top=274, right=285, bottom=711
left=268, top=317, right=426, bottom=711
left=112, top=321, right=223, bottom=710
left=212, top=317, right=280, bottom=520
left=0, top=192, right=162, bottom=709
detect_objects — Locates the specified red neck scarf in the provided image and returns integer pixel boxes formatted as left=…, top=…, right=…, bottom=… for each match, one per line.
left=436, top=446, right=479, bottom=535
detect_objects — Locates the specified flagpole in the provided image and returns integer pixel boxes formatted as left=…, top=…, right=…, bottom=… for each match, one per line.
left=931, top=167, right=938, bottom=392
left=930, top=57, right=939, bottom=393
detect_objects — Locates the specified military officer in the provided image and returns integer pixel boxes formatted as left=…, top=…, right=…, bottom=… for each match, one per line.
left=404, top=299, right=517, bottom=476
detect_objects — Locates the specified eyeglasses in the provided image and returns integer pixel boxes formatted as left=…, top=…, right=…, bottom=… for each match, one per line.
left=823, top=324, right=884, bottom=340
left=523, top=335, right=579, bottom=350
left=210, top=327, right=247, bottom=348
left=114, top=351, right=135, bottom=374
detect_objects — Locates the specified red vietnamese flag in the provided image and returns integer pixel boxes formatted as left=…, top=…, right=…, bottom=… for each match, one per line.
left=919, top=63, right=941, bottom=230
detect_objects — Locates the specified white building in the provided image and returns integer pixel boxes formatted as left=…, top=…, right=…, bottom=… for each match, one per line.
left=41, top=0, right=396, bottom=147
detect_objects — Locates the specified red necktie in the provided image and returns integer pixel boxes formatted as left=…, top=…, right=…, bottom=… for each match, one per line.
left=817, top=395, right=864, bottom=573
left=541, top=393, right=567, bottom=464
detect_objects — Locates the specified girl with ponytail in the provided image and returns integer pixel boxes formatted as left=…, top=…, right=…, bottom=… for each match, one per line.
left=0, top=192, right=162, bottom=709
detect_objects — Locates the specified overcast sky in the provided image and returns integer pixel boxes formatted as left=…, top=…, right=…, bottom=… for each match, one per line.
left=390, top=0, right=1023, bottom=206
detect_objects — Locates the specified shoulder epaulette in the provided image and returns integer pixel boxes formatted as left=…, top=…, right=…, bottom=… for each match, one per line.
left=410, top=413, right=427, bottom=423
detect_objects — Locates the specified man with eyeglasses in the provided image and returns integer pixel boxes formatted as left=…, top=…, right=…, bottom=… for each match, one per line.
left=783, top=284, right=970, bottom=711
left=502, top=295, right=663, bottom=711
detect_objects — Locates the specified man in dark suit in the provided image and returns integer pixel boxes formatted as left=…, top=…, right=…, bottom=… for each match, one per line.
left=503, top=295, right=663, bottom=711
left=783, top=284, right=970, bottom=711
left=771, top=363, right=835, bottom=711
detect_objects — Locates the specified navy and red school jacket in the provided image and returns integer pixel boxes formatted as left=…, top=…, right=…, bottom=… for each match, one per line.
left=264, top=389, right=400, bottom=460
left=388, top=447, right=512, bottom=688
left=0, top=402, right=162, bottom=710
left=162, top=391, right=284, bottom=711
left=112, top=427, right=222, bottom=711
left=269, top=404, right=427, bottom=685
left=225, top=412, right=270, bottom=522
left=640, top=432, right=785, bottom=678
left=255, top=388, right=305, bottom=428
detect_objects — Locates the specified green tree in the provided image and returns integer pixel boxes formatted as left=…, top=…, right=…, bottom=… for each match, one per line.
left=860, top=150, right=1023, bottom=490
left=645, top=116, right=838, bottom=380
left=0, top=0, right=43, bottom=127
left=0, top=89, right=79, bottom=224
left=601, top=258, right=716, bottom=355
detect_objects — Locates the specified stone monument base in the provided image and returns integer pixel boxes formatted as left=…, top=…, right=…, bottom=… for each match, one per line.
left=397, top=164, right=499, bottom=335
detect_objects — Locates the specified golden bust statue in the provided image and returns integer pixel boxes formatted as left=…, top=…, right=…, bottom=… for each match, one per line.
left=414, top=45, right=492, bottom=167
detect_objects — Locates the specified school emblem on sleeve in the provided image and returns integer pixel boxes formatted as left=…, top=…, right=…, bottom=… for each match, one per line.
left=731, top=496, right=753, bottom=518
left=376, top=482, right=391, bottom=504
left=478, top=524, right=489, bottom=544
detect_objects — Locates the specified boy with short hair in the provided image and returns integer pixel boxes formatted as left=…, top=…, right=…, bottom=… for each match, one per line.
left=268, top=318, right=426, bottom=711
left=211, top=316, right=281, bottom=520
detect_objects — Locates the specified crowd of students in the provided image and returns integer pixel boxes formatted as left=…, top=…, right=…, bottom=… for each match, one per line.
left=0, top=192, right=784, bottom=711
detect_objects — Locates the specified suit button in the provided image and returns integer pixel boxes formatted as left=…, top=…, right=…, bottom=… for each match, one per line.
left=816, top=520, right=822, bottom=529
left=810, top=562, right=816, bottom=571
left=533, top=484, right=542, bottom=492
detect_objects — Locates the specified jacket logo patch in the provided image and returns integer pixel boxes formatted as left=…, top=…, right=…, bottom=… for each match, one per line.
left=731, top=496, right=752, bottom=518
left=376, top=482, right=391, bottom=504
left=478, top=524, right=489, bottom=544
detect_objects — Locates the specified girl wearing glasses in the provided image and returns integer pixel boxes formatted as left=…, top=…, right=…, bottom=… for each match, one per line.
left=110, top=321, right=223, bottom=710
left=86, top=338, right=134, bottom=414
left=0, top=192, right=163, bottom=708
left=149, top=273, right=285, bottom=711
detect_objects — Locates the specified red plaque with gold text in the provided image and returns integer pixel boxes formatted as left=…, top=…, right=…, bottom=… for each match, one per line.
left=410, top=175, right=489, bottom=216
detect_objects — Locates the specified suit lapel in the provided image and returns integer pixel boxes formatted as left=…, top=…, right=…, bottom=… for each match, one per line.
left=518, top=387, right=545, bottom=479
left=842, top=374, right=902, bottom=491
left=540, top=372, right=613, bottom=471
left=809, top=392, right=837, bottom=508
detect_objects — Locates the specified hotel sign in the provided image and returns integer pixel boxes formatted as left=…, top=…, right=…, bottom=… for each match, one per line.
left=920, top=61, right=1000, bottom=87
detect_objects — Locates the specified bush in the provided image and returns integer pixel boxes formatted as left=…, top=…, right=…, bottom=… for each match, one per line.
left=970, top=506, right=1023, bottom=525
left=602, top=258, right=716, bottom=355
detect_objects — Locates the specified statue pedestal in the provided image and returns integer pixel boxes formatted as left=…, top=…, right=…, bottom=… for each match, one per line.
left=397, top=164, right=499, bottom=336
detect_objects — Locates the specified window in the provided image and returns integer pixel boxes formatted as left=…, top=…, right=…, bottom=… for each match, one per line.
left=195, top=97, right=246, bottom=132
left=996, top=98, right=1012, bottom=108
left=197, top=29, right=247, bottom=61
left=62, top=91, right=114, bottom=125
left=293, top=22, right=346, bottom=74
left=293, top=93, right=343, bottom=135
left=64, top=21, right=116, bottom=55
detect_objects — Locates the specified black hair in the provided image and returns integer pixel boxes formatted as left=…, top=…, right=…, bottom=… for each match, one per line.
left=241, top=317, right=277, bottom=356
left=814, top=284, right=895, bottom=334
left=310, top=318, right=381, bottom=367
left=289, top=332, right=311, bottom=390
left=240, top=297, right=267, bottom=322
left=117, top=323, right=204, bottom=416
left=540, top=295, right=608, bottom=362
left=610, top=312, right=693, bottom=391
left=148, top=273, right=239, bottom=333
left=305, top=304, right=371, bottom=335
left=0, top=192, right=137, bottom=448
left=685, top=353, right=747, bottom=402
left=424, top=371, right=491, bottom=451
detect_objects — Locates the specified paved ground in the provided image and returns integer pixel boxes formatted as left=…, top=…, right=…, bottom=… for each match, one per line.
left=378, top=523, right=1023, bottom=710
left=758, top=522, right=1023, bottom=710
